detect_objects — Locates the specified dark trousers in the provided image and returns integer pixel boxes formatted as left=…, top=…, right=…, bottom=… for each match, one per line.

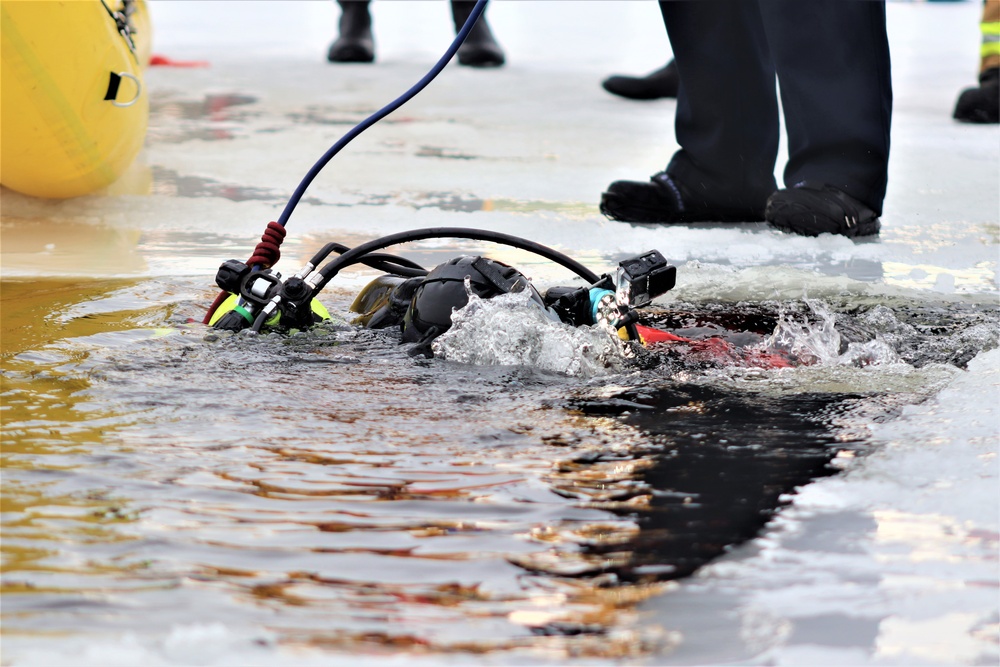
left=660, top=0, right=892, bottom=214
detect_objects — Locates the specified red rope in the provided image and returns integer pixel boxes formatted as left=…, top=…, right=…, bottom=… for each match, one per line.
left=202, top=221, right=287, bottom=324
left=247, top=221, right=286, bottom=269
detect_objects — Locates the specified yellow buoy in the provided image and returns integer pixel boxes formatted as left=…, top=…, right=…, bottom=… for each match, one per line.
left=1, top=0, right=151, bottom=199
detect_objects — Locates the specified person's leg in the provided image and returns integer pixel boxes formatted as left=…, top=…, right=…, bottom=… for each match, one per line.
left=761, top=0, right=891, bottom=236
left=767, top=0, right=891, bottom=209
left=601, top=1, right=779, bottom=223
left=327, top=0, right=374, bottom=63
left=665, top=0, right=779, bottom=209
left=451, top=1, right=504, bottom=67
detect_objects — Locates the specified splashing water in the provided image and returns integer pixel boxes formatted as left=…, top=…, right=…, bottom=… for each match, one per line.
left=432, top=286, right=627, bottom=377
left=761, top=299, right=902, bottom=367
left=434, top=289, right=992, bottom=378
left=856, top=303, right=1000, bottom=368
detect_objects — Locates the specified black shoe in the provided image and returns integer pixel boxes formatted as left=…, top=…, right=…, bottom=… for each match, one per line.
left=602, top=61, right=679, bottom=101
left=600, top=172, right=765, bottom=224
left=953, top=67, right=999, bottom=124
left=452, top=1, right=505, bottom=67
left=765, top=184, right=880, bottom=237
left=327, top=1, right=374, bottom=63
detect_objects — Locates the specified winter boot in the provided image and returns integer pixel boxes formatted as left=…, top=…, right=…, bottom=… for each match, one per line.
left=451, top=1, right=505, bottom=67
left=327, top=1, right=374, bottom=63
left=953, top=67, right=999, bottom=124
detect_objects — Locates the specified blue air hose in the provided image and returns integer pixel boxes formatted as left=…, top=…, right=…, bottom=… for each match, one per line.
left=276, top=0, right=489, bottom=229
left=204, top=0, right=489, bottom=323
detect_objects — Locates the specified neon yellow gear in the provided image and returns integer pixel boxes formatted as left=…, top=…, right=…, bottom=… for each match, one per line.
left=208, top=293, right=331, bottom=328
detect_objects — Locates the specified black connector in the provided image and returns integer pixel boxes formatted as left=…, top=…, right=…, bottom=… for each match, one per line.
left=543, top=286, right=592, bottom=328
left=213, top=309, right=252, bottom=332
left=278, top=277, right=316, bottom=329
left=215, top=259, right=251, bottom=294
left=239, top=271, right=282, bottom=308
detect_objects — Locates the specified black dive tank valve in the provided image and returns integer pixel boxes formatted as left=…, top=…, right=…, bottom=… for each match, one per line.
left=543, top=250, right=677, bottom=331
left=277, top=276, right=317, bottom=330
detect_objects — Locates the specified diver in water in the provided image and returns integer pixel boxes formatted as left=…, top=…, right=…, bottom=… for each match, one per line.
left=206, top=228, right=793, bottom=369
left=207, top=228, right=674, bottom=347
left=349, top=255, right=555, bottom=349
left=203, top=3, right=794, bottom=370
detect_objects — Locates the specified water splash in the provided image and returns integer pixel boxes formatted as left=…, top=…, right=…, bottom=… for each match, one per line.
left=761, top=299, right=901, bottom=367
left=856, top=303, right=999, bottom=368
left=432, top=286, right=627, bottom=378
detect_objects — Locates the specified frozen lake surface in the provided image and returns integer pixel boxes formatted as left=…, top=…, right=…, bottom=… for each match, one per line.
left=1, top=2, right=997, bottom=665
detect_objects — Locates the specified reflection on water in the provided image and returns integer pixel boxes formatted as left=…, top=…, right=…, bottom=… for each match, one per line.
left=561, top=385, right=856, bottom=583
left=145, top=164, right=596, bottom=220
left=0, top=220, right=147, bottom=277
left=1, top=277, right=997, bottom=663
left=149, top=166, right=325, bottom=205
left=147, top=94, right=259, bottom=143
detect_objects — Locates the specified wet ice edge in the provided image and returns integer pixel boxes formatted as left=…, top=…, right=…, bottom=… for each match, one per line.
left=641, top=346, right=1000, bottom=666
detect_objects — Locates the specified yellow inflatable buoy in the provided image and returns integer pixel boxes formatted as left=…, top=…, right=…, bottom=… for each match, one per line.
left=1, top=0, right=151, bottom=199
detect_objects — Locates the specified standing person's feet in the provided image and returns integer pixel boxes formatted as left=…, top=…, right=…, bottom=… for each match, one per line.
left=953, top=67, right=1000, bottom=124
left=600, top=172, right=766, bottom=223
left=451, top=1, right=505, bottom=67
left=765, top=184, right=881, bottom=237
left=327, top=0, right=374, bottom=63
left=602, top=61, right=679, bottom=100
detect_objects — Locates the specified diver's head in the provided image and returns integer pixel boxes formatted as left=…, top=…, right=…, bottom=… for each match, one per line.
left=401, top=255, right=544, bottom=343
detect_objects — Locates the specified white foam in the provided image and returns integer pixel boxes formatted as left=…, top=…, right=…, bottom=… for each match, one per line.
left=432, top=286, right=627, bottom=378
left=761, top=299, right=903, bottom=367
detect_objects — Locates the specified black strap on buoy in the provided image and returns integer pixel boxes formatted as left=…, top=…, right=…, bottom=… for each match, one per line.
left=104, top=71, right=122, bottom=101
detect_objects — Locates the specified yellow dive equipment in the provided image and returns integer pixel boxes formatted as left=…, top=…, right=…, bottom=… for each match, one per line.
left=1, top=0, right=151, bottom=199
left=208, top=293, right=332, bottom=329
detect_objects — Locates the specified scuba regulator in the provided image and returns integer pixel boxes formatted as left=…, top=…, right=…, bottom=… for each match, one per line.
left=208, top=227, right=677, bottom=355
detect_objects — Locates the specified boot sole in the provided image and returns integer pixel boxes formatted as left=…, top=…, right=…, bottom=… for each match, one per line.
left=327, top=43, right=374, bottom=63
left=766, top=201, right=880, bottom=238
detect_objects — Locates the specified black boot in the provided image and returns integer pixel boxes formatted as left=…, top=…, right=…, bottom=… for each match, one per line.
left=766, top=184, right=880, bottom=238
left=451, top=1, right=504, bottom=68
left=953, top=68, right=999, bottom=124
left=327, top=1, right=374, bottom=63
left=602, top=61, right=679, bottom=101
left=600, top=171, right=766, bottom=224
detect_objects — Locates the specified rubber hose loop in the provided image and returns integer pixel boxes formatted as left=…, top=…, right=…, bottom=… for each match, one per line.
left=202, top=220, right=286, bottom=324
left=247, top=221, right=286, bottom=269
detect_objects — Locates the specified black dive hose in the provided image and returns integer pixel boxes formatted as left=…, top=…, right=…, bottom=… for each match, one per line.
left=248, top=227, right=604, bottom=334
left=310, top=227, right=601, bottom=291
left=309, top=242, right=428, bottom=277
